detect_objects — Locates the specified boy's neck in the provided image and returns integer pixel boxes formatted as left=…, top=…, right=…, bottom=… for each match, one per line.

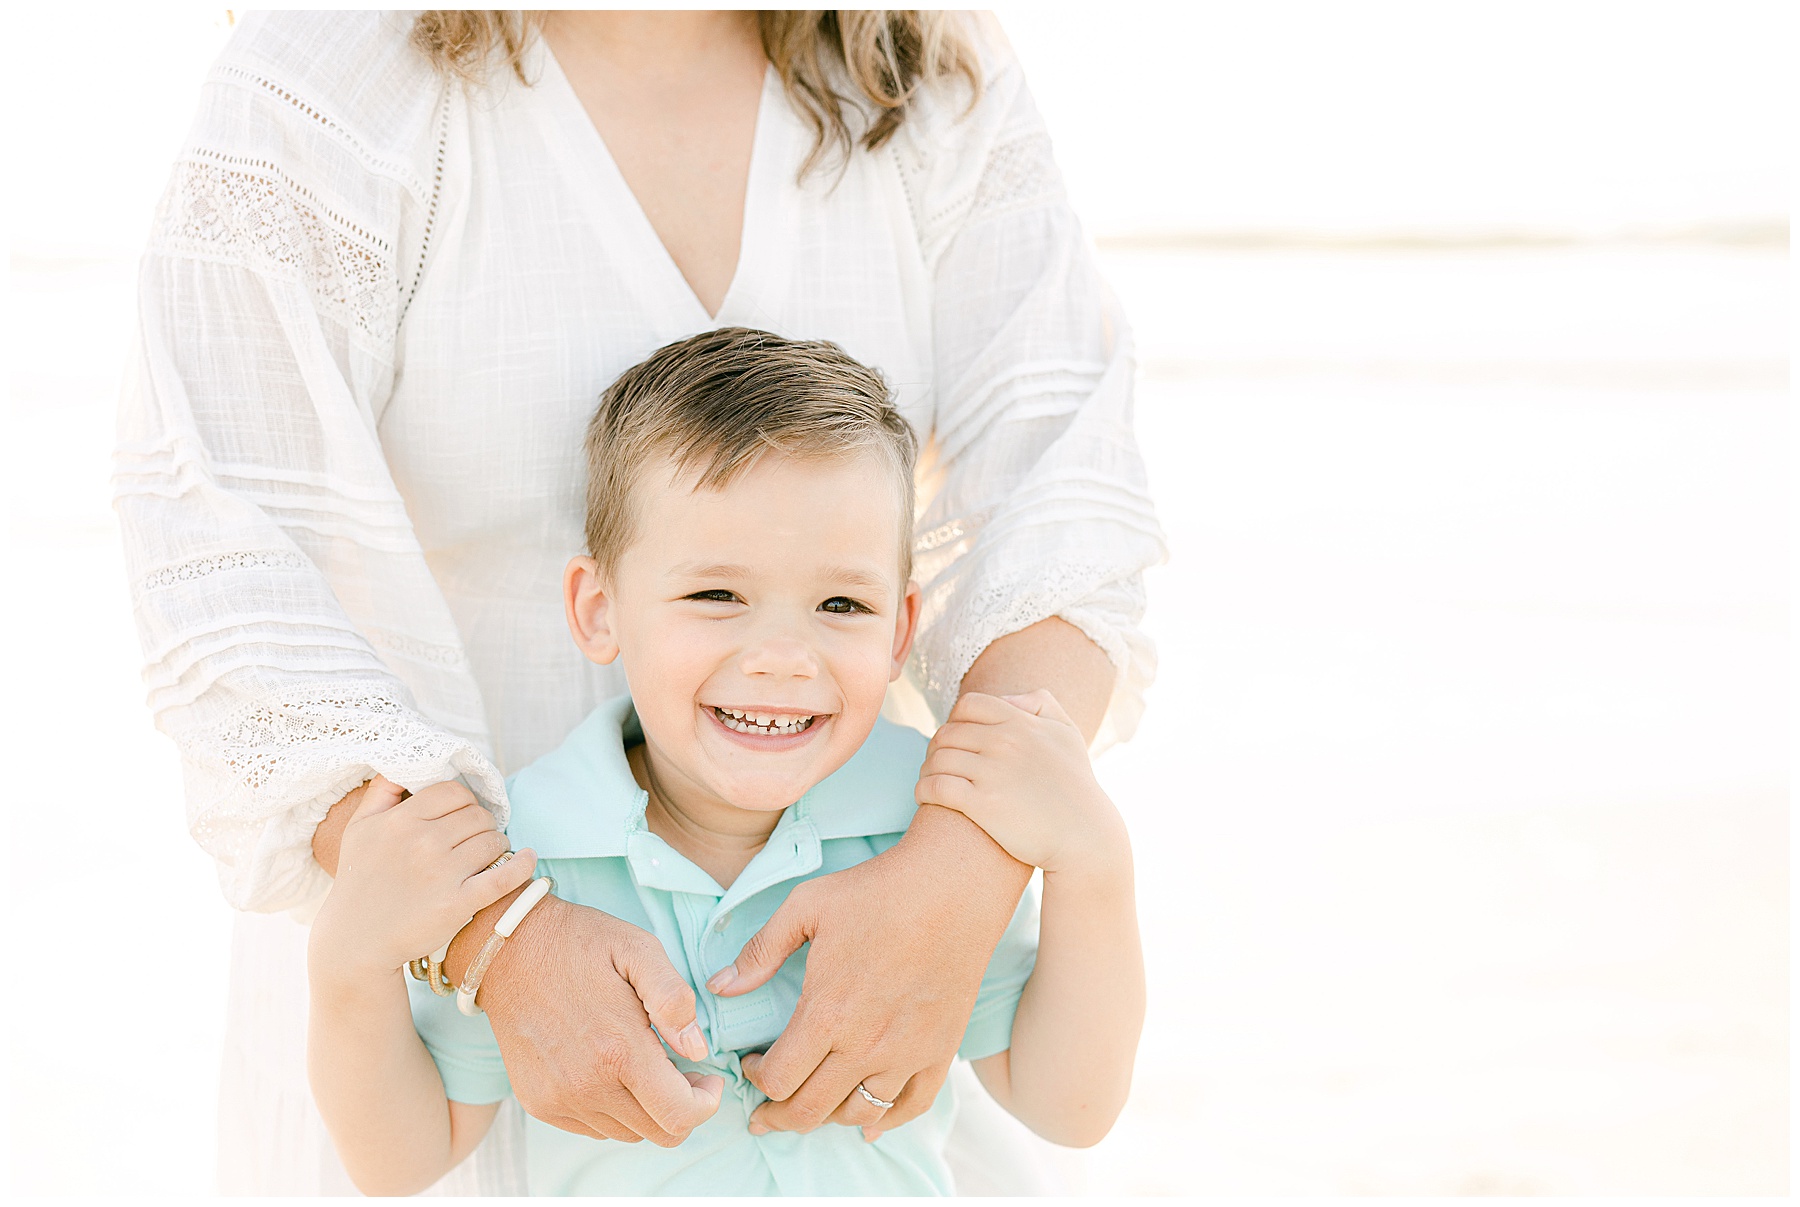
left=626, top=741, right=784, bottom=889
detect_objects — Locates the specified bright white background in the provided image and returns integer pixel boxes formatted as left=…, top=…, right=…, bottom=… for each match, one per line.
left=7, top=2, right=1790, bottom=1196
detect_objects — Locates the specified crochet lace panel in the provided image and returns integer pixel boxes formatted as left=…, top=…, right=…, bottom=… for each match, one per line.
left=152, top=150, right=399, bottom=339
left=966, top=130, right=1064, bottom=226
left=896, top=123, right=1066, bottom=259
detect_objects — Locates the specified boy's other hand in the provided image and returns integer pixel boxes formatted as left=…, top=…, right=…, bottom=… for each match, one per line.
left=311, top=777, right=538, bottom=985
left=915, top=690, right=1128, bottom=876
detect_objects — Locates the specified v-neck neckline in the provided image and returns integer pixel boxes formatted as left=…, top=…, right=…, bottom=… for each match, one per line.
left=532, top=36, right=777, bottom=326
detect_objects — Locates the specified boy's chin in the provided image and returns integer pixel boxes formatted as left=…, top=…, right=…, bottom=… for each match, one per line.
left=715, top=777, right=818, bottom=813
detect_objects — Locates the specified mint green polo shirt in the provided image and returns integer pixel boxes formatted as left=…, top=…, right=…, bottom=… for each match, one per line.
left=409, top=695, right=1039, bottom=1196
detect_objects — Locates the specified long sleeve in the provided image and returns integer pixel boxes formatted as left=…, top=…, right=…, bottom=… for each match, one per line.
left=897, top=52, right=1167, bottom=748
left=111, top=13, right=505, bottom=913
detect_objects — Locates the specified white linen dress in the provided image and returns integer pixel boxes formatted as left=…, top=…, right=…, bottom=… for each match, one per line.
left=114, top=10, right=1164, bottom=1195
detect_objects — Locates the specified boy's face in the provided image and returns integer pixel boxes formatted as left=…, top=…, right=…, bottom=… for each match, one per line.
left=565, top=449, right=920, bottom=814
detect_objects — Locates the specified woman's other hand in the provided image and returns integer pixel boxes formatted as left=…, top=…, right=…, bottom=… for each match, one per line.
left=710, top=617, right=1115, bottom=1140
left=711, top=806, right=1030, bottom=1138
left=309, top=778, right=537, bottom=985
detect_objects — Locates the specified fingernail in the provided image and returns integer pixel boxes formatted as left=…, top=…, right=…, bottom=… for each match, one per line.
left=676, top=1023, right=706, bottom=1059
left=864, top=1129, right=883, bottom=1143
left=706, top=967, right=737, bottom=994
left=748, top=1122, right=769, bottom=1136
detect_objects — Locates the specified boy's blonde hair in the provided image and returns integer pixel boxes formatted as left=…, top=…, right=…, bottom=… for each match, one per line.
left=584, top=327, right=918, bottom=580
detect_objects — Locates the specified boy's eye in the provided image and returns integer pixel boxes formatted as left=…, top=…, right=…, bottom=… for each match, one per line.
left=819, top=596, right=871, bottom=615
left=686, top=589, right=740, bottom=603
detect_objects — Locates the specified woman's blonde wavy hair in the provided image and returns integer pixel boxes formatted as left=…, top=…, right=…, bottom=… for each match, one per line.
left=413, top=11, right=981, bottom=176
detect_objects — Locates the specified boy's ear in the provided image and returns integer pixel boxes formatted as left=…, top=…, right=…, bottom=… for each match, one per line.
left=564, top=555, right=621, bottom=665
left=889, top=579, right=923, bottom=680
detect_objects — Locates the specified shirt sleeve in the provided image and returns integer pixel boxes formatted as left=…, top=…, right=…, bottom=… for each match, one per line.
left=959, top=879, right=1042, bottom=1061
left=407, top=977, right=515, bottom=1106
left=112, top=12, right=507, bottom=914
left=898, top=47, right=1168, bottom=751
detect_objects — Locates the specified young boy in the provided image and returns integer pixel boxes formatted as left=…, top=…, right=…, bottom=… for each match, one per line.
left=305, top=328, right=1144, bottom=1195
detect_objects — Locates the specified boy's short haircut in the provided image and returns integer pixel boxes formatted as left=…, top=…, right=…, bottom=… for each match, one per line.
left=585, top=326, right=919, bottom=579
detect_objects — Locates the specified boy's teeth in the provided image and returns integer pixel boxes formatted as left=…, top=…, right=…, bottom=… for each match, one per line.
left=713, top=706, right=815, bottom=735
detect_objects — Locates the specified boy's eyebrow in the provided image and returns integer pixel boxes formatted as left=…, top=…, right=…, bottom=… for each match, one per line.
left=669, top=561, right=892, bottom=591
left=671, top=562, right=755, bottom=580
left=822, top=565, right=891, bottom=592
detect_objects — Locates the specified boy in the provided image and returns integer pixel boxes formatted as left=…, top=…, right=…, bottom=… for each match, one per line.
left=305, top=328, right=1144, bottom=1194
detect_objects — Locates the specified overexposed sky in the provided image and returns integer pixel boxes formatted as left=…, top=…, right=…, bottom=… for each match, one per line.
left=7, top=2, right=1791, bottom=257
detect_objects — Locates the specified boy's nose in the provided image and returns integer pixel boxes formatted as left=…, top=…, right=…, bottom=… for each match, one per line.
left=739, top=635, right=819, bottom=679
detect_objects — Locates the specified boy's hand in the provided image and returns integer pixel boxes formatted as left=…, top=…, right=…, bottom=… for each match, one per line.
left=915, top=691, right=1127, bottom=876
left=310, top=777, right=538, bottom=985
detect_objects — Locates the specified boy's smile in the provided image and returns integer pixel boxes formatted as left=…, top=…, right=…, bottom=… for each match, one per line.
left=565, top=448, right=921, bottom=881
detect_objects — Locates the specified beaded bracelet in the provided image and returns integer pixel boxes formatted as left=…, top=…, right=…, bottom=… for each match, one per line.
left=456, top=876, right=555, bottom=1017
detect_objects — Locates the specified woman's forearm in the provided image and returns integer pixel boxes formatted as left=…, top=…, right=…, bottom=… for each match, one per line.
left=975, top=836, right=1144, bottom=1147
left=958, top=616, right=1115, bottom=744
left=310, top=780, right=366, bottom=877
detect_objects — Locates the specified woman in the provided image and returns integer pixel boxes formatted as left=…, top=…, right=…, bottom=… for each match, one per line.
left=115, top=9, right=1162, bottom=1194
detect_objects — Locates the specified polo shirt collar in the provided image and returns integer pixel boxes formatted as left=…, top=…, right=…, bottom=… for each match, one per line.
left=503, top=694, right=922, bottom=882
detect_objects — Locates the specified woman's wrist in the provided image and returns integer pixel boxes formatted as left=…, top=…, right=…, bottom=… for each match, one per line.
left=443, top=882, right=569, bottom=1004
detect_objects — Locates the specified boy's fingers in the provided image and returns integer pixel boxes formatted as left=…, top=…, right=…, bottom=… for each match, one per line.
left=709, top=893, right=816, bottom=998
left=920, top=747, right=981, bottom=785
left=431, top=800, right=501, bottom=849
left=351, top=775, right=407, bottom=819
left=946, top=692, right=1018, bottom=725
left=925, top=720, right=987, bottom=754
left=458, top=846, right=537, bottom=913
left=915, top=772, right=976, bottom=812
left=999, top=688, right=1073, bottom=726
left=451, top=827, right=512, bottom=872
left=401, top=780, right=480, bottom=820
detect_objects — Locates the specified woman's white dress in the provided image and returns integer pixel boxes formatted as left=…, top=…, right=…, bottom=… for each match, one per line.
left=114, top=11, right=1164, bottom=1195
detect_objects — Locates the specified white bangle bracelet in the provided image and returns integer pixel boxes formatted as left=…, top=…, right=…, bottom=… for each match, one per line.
left=456, top=876, right=554, bottom=1017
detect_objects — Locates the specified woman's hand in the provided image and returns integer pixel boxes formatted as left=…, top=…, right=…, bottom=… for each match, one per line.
left=448, top=894, right=726, bottom=1147
left=711, top=804, right=1031, bottom=1138
left=916, top=690, right=1128, bottom=876
left=309, top=778, right=537, bottom=986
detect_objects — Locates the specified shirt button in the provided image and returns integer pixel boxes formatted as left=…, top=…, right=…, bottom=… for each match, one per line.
left=713, top=912, right=732, bottom=932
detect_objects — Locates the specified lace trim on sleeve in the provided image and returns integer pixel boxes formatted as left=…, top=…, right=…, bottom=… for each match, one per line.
left=180, top=677, right=509, bottom=913
left=913, top=558, right=1138, bottom=712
